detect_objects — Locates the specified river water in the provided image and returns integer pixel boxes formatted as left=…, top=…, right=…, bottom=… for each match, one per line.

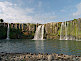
left=0, top=39, right=81, bottom=56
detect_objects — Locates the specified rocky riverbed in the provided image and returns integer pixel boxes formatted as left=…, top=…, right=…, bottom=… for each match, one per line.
left=0, top=52, right=81, bottom=61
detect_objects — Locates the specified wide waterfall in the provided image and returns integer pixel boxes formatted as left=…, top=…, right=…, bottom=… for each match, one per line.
left=60, top=22, right=69, bottom=40
left=60, top=21, right=77, bottom=40
left=6, top=23, right=10, bottom=40
left=76, top=18, right=81, bottom=41
left=60, top=22, right=67, bottom=40
left=60, top=22, right=64, bottom=40
left=33, top=25, right=44, bottom=40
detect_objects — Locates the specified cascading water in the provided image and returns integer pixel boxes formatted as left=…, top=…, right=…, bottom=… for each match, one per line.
left=76, top=18, right=81, bottom=41
left=41, top=25, right=44, bottom=40
left=34, top=25, right=41, bottom=40
left=60, top=21, right=68, bottom=40
left=60, top=22, right=63, bottom=40
left=65, top=21, right=68, bottom=40
left=33, top=25, right=44, bottom=40
left=76, top=20, right=78, bottom=41
left=69, top=21, right=73, bottom=40
left=6, top=23, right=10, bottom=40
left=60, top=22, right=65, bottom=40
left=60, top=20, right=77, bottom=40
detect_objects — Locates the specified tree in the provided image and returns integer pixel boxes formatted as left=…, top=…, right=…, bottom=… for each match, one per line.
left=0, top=19, right=4, bottom=22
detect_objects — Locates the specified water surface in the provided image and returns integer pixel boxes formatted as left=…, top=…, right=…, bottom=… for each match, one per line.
left=0, top=39, right=81, bottom=56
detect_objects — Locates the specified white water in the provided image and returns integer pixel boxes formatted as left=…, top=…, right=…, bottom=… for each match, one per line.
left=60, top=22, right=66, bottom=40
left=41, top=25, right=44, bottom=40
left=33, top=25, right=44, bottom=40
left=60, top=21, right=77, bottom=40
left=6, top=23, right=10, bottom=40
left=60, top=22, right=64, bottom=40
left=76, top=19, right=81, bottom=41
left=65, top=21, right=68, bottom=40
left=60, top=22, right=68, bottom=40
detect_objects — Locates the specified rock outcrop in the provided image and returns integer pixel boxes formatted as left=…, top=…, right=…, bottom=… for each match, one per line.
left=0, top=18, right=81, bottom=40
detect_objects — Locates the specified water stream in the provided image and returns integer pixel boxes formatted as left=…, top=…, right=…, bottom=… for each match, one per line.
left=33, top=25, right=44, bottom=40
left=6, top=23, right=9, bottom=40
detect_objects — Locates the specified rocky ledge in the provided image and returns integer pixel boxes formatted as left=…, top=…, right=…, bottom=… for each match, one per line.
left=0, top=52, right=81, bottom=61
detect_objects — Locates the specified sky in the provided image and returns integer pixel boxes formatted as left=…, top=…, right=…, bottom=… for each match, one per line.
left=0, top=0, right=81, bottom=23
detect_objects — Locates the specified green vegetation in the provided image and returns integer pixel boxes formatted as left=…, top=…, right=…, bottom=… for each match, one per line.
left=9, top=23, right=35, bottom=39
left=10, top=28, right=23, bottom=39
left=0, top=18, right=81, bottom=40
left=0, top=26, right=7, bottom=39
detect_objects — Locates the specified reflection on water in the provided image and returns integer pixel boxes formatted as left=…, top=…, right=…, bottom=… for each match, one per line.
left=35, top=40, right=44, bottom=53
left=0, top=39, right=81, bottom=56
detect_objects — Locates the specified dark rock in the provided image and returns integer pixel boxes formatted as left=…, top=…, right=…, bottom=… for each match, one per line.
left=0, top=57, right=2, bottom=61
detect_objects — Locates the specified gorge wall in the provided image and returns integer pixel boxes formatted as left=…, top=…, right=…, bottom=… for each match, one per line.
left=0, top=18, right=81, bottom=40
left=44, top=19, right=77, bottom=40
left=0, top=23, right=36, bottom=39
left=44, top=22, right=61, bottom=39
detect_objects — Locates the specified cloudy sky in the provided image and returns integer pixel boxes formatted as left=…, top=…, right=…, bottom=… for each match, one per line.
left=0, top=0, right=81, bottom=23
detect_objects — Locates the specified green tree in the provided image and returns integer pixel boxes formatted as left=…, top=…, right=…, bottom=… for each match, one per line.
left=0, top=19, right=4, bottom=22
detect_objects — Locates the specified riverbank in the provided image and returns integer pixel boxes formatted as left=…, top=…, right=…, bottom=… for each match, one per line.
left=0, top=52, right=81, bottom=61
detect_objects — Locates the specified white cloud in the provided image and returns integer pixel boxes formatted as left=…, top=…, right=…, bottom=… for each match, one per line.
left=0, top=1, right=34, bottom=23
left=0, top=1, right=57, bottom=24
left=73, top=2, right=81, bottom=17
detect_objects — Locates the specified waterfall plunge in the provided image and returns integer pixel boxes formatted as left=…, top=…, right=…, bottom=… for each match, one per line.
left=60, top=22, right=64, bottom=40
left=33, top=25, right=44, bottom=40
left=60, top=22, right=65, bottom=40
left=41, top=25, right=44, bottom=40
left=60, top=21, right=77, bottom=40
left=60, top=22, right=68, bottom=40
left=65, top=21, right=68, bottom=40
left=6, top=23, right=10, bottom=40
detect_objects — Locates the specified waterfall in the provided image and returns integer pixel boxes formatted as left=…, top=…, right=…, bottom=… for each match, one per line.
left=41, top=25, right=44, bottom=40
left=34, top=25, right=41, bottom=40
left=60, top=22, right=68, bottom=40
left=76, top=21, right=78, bottom=41
left=76, top=18, right=81, bottom=41
left=65, top=21, right=68, bottom=40
left=60, top=22, right=63, bottom=40
left=33, top=25, right=44, bottom=40
left=60, top=22, right=65, bottom=40
left=6, top=23, right=10, bottom=40
left=69, top=21, right=73, bottom=40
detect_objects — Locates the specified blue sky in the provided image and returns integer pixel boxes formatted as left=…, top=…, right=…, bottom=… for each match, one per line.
left=0, top=0, right=81, bottom=23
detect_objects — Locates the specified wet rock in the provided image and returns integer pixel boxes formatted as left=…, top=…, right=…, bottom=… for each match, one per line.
left=63, top=55, right=70, bottom=60
left=0, top=57, right=2, bottom=61
left=0, top=53, right=81, bottom=61
left=54, top=54, right=58, bottom=60
left=57, top=56, right=61, bottom=59
left=37, top=54, right=42, bottom=59
left=48, top=55, right=52, bottom=61
left=72, top=57, right=77, bottom=61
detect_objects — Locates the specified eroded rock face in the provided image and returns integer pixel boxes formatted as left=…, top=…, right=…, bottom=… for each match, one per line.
left=0, top=23, right=37, bottom=39
left=44, top=18, right=81, bottom=40
left=0, top=53, right=81, bottom=61
left=0, top=18, right=81, bottom=40
left=44, top=22, right=61, bottom=39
